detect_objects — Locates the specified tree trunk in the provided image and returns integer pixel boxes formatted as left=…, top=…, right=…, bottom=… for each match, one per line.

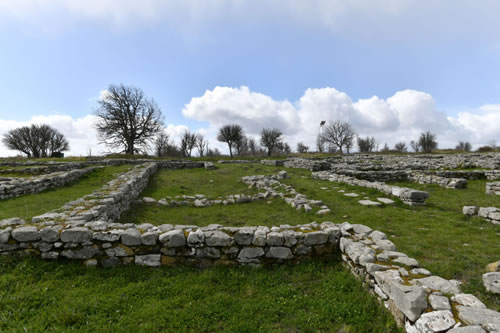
left=229, top=144, right=233, bottom=158
left=267, top=149, right=271, bottom=156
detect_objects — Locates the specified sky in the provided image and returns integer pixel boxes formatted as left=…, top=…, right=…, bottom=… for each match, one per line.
left=0, top=0, right=499, bottom=156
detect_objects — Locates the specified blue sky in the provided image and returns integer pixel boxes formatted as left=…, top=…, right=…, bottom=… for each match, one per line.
left=0, top=1, right=499, bottom=156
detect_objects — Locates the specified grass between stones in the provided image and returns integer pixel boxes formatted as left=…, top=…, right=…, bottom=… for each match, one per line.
left=0, top=165, right=133, bottom=221
left=0, top=256, right=400, bottom=332
left=282, top=174, right=500, bottom=311
left=123, top=164, right=499, bottom=310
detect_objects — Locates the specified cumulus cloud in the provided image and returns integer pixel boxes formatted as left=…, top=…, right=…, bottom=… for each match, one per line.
left=182, top=86, right=500, bottom=152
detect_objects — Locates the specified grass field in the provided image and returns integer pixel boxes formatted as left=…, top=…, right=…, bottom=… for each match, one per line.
left=0, top=256, right=400, bottom=332
left=122, top=164, right=500, bottom=311
left=0, top=164, right=132, bottom=221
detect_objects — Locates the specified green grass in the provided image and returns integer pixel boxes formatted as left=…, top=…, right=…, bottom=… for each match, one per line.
left=140, top=164, right=279, bottom=199
left=0, top=256, right=400, bottom=332
left=123, top=164, right=499, bottom=310
left=0, top=165, right=132, bottom=221
left=120, top=199, right=330, bottom=227
left=282, top=175, right=500, bottom=311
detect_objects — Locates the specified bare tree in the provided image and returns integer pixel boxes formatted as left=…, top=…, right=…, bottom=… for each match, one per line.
left=357, top=136, right=376, bottom=153
left=381, top=143, right=390, bottom=152
left=195, top=134, right=209, bottom=157
left=410, top=140, right=421, bottom=153
left=296, top=142, right=309, bottom=153
left=455, top=141, right=472, bottom=152
left=260, top=128, right=283, bottom=156
left=206, top=147, right=222, bottom=157
left=235, top=136, right=249, bottom=156
left=217, top=124, right=244, bottom=158
left=276, top=141, right=292, bottom=154
left=154, top=131, right=170, bottom=157
left=248, top=137, right=257, bottom=156
left=418, top=131, right=438, bottom=153
left=2, top=124, right=69, bottom=158
left=320, top=121, right=356, bottom=154
left=180, top=130, right=197, bottom=157
left=394, top=142, right=408, bottom=152
left=95, top=84, right=163, bottom=155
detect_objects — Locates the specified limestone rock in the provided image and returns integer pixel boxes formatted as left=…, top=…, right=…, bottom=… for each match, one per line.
left=413, top=276, right=460, bottom=294
left=456, top=306, right=500, bottom=329
left=135, top=254, right=161, bottom=267
left=187, top=229, right=205, bottom=247
left=205, top=230, right=232, bottom=247
left=12, top=226, right=40, bottom=242
left=414, top=310, right=455, bottom=332
left=159, top=229, right=186, bottom=247
left=486, top=260, right=500, bottom=272
left=428, top=294, right=451, bottom=311
left=61, top=227, right=92, bottom=243
left=121, top=228, right=142, bottom=246
left=304, top=231, right=328, bottom=246
left=482, top=272, right=500, bottom=294
left=266, top=247, right=293, bottom=260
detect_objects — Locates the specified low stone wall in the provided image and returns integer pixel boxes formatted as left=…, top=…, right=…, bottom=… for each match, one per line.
left=31, top=163, right=158, bottom=224
left=283, top=158, right=332, bottom=171
left=217, top=160, right=258, bottom=164
left=260, top=159, right=285, bottom=167
left=486, top=182, right=500, bottom=195
left=1, top=218, right=499, bottom=331
left=0, top=162, right=89, bottom=175
left=463, top=206, right=500, bottom=225
left=0, top=219, right=340, bottom=267
left=312, top=171, right=429, bottom=205
left=408, top=173, right=468, bottom=189
left=0, top=167, right=98, bottom=200
left=335, top=170, right=408, bottom=182
left=339, top=222, right=500, bottom=332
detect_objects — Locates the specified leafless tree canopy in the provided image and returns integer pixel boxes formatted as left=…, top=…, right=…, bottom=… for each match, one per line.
left=260, top=128, right=283, bottom=156
left=180, top=130, right=197, bottom=157
left=248, top=138, right=257, bottom=156
left=296, top=142, right=309, bottom=153
left=455, top=141, right=472, bottom=152
left=195, top=134, right=209, bottom=157
left=95, top=84, right=163, bottom=155
left=394, top=142, right=408, bottom=152
left=357, top=136, right=376, bottom=153
left=418, top=131, right=438, bottom=153
left=320, top=121, right=356, bottom=153
left=216, top=124, right=244, bottom=158
left=410, top=140, right=420, bottom=153
left=2, top=124, right=69, bottom=158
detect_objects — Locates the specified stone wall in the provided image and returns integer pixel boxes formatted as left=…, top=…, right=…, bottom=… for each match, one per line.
left=283, top=158, right=332, bottom=171
left=260, top=159, right=285, bottom=167
left=0, top=220, right=340, bottom=268
left=408, top=173, right=468, bottom=189
left=31, top=163, right=158, bottom=224
left=217, top=160, right=257, bottom=164
left=0, top=167, right=98, bottom=200
left=339, top=222, right=500, bottom=332
left=486, top=182, right=500, bottom=195
left=312, top=171, right=429, bottom=205
left=463, top=206, right=500, bottom=225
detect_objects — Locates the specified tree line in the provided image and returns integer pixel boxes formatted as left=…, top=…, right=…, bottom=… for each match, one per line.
left=2, top=84, right=497, bottom=157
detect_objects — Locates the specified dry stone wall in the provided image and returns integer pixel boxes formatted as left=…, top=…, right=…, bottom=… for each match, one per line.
left=0, top=167, right=98, bottom=200
left=312, top=171, right=429, bottom=205
left=463, top=206, right=500, bottom=225
left=339, top=222, right=500, bottom=332
left=408, top=173, right=468, bottom=189
left=486, top=182, right=500, bottom=195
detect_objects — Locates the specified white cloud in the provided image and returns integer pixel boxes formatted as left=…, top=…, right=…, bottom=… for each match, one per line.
left=182, top=86, right=500, bottom=152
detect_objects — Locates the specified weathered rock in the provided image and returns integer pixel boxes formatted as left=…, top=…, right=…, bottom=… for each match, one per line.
left=121, top=228, right=142, bottom=246
left=187, top=229, right=205, bottom=247
left=428, top=294, right=451, bottom=311
left=135, top=254, right=161, bottom=267
left=413, top=276, right=460, bottom=294
left=159, top=229, right=186, bottom=247
left=61, top=227, right=92, bottom=243
left=12, top=226, right=40, bottom=242
left=486, top=260, right=500, bottom=272
left=447, top=327, right=486, bottom=333
left=374, top=270, right=427, bottom=321
left=377, top=197, right=395, bottom=204
left=266, top=247, right=293, bottom=260
left=358, top=200, right=382, bottom=206
left=482, top=272, right=500, bottom=294
left=304, top=231, right=329, bottom=246
left=456, top=306, right=500, bottom=329
left=40, top=226, right=61, bottom=242
left=393, top=256, right=419, bottom=268
left=61, top=246, right=100, bottom=259
left=205, top=231, right=232, bottom=247
left=233, top=228, right=254, bottom=245
left=196, top=247, right=220, bottom=259
left=238, top=247, right=264, bottom=262
left=414, top=310, right=455, bottom=332
left=140, top=231, right=158, bottom=246
left=463, top=206, right=479, bottom=216
left=266, top=232, right=284, bottom=246
left=0, top=227, right=11, bottom=243
left=451, top=294, right=486, bottom=308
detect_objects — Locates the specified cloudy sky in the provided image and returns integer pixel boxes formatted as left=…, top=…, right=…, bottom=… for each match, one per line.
left=0, top=0, right=499, bottom=156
